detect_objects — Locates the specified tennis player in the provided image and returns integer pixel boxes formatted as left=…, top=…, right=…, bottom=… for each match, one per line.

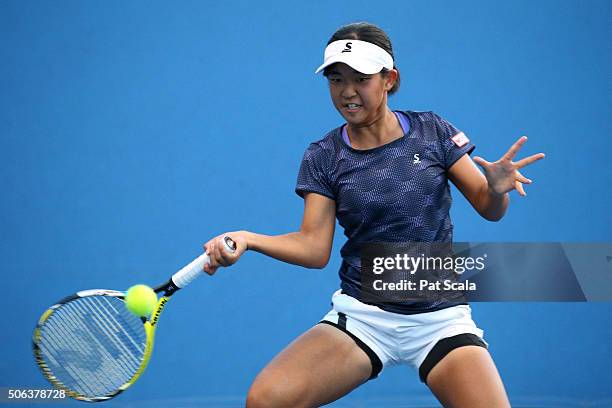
left=204, top=22, right=544, bottom=408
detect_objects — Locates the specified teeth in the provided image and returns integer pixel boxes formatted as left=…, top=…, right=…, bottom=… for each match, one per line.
left=347, top=104, right=360, bottom=109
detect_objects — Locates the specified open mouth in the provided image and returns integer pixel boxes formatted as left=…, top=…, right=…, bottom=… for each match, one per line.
left=345, top=103, right=362, bottom=112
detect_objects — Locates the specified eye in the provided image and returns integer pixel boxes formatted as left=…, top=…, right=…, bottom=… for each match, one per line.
left=328, top=76, right=341, bottom=83
left=358, top=77, right=371, bottom=83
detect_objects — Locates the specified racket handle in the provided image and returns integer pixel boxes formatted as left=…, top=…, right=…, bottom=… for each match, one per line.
left=171, top=236, right=236, bottom=288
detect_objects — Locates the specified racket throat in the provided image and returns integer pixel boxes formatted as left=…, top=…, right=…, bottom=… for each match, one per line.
left=150, top=296, right=170, bottom=327
left=154, top=278, right=181, bottom=296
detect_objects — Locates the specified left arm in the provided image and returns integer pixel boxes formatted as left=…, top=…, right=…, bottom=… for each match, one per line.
left=448, top=136, right=545, bottom=222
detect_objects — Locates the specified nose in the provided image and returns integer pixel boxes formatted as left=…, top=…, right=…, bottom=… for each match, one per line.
left=340, top=83, right=357, bottom=99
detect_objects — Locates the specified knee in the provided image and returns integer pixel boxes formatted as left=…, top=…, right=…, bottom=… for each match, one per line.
left=246, top=376, right=308, bottom=408
left=245, top=384, right=277, bottom=408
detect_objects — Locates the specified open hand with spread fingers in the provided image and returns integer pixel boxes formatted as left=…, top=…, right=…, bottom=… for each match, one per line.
left=472, top=136, right=545, bottom=197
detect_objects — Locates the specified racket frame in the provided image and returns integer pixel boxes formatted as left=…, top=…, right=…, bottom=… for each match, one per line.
left=32, top=236, right=236, bottom=402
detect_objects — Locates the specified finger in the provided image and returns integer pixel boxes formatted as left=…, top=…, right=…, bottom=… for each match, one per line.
left=515, top=180, right=527, bottom=196
left=204, top=264, right=217, bottom=276
left=214, top=236, right=232, bottom=267
left=503, top=136, right=528, bottom=161
left=202, top=243, right=212, bottom=272
left=212, top=238, right=223, bottom=266
left=472, top=156, right=490, bottom=168
left=216, top=236, right=233, bottom=265
left=516, top=170, right=532, bottom=184
left=515, top=152, right=545, bottom=169
left=208, top=240, right=218, bottom=268
left=203, top=248, right=215, bottom=274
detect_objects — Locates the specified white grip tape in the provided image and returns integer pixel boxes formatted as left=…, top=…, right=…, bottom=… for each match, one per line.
left=171, top=253, right=210, bottom=289
left=170, top=237, right=236, bottom=289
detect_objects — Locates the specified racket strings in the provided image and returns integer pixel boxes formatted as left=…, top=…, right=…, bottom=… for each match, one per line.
left=36, top=296, right=147, bottom=398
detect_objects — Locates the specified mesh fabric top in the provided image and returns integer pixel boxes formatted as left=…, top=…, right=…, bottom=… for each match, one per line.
left=296, top=110, right=475, bottom=314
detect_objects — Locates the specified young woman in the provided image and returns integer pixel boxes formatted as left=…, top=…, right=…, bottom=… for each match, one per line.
left=203, top=22, right=544, bottom=408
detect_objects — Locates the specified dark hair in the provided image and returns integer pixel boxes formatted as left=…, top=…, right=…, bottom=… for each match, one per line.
left=323, top=22, right=401, bottom=95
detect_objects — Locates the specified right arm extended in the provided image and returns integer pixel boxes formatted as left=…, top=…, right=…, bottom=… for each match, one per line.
left=203, top=192, right=336, bottom=274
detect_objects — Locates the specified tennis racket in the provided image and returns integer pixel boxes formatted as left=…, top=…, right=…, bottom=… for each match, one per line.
left=32, top=236, right=236, bottom=402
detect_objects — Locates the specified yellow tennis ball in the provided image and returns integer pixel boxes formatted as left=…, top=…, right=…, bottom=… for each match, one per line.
left=125, top=284, right=157, bottom=317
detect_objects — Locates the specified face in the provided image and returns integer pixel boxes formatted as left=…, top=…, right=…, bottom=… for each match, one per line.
left=326, top=63, right=397, bottom=126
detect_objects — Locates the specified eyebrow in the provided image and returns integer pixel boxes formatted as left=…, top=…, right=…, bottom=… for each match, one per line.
left=328, top=69, right=368, bottom=76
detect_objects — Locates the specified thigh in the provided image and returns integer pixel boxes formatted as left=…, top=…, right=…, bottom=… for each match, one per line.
left=426, top=346, right=511, bottom=408
left=246, top=323, right=373, bottom=408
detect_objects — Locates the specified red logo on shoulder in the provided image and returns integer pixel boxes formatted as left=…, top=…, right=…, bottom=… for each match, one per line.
left=451, top=132, right=469, bottom=147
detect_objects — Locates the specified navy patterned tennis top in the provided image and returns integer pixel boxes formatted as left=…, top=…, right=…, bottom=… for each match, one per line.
left=296, top=110, right=475, bottom=314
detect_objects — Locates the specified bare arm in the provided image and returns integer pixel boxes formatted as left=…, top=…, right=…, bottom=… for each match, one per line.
left=204, top=192, right=336, bottom=273
left=245, top=193, right=336, bottom=268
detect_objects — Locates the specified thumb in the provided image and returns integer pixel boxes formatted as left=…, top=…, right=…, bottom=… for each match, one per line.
left=472, top=156, right=489, bottom=168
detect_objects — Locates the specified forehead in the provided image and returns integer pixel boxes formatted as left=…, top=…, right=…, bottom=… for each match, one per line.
left=326, top=63, right=368, bottom=75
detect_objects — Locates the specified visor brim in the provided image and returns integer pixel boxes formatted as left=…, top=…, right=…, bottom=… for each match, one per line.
left=314, top=55, right=384, bottom=75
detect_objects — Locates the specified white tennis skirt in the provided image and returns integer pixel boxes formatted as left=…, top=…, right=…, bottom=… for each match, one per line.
left=319, top=289, right=487, bottom=378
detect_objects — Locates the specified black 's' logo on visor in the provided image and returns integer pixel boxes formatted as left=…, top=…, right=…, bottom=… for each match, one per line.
left=341, top=42, right=352, bottom=53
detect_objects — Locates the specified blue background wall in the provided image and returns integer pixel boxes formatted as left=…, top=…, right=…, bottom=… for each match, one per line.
left=1, top=1, right=611, bottom=406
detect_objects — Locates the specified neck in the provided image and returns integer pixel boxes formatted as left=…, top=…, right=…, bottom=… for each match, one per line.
left=346, top=108, right=403, bottom=150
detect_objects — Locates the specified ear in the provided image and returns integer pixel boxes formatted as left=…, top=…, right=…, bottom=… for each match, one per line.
left=384, top=69, right=398, bottom=91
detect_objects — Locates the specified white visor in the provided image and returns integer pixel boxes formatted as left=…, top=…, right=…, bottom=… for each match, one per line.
left=315, top=39, right=394, bottom=75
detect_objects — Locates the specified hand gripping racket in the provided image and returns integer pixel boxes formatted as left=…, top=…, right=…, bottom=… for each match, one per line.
left=32, top=236, right=236, bottom=402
